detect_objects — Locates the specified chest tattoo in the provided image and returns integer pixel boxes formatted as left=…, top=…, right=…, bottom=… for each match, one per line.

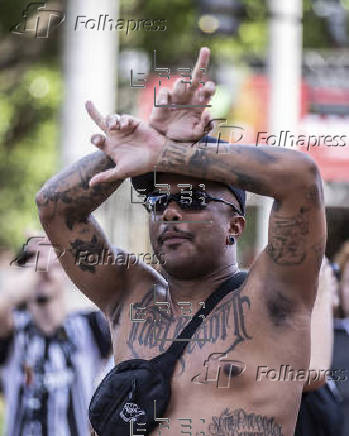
left=126, top=287, right=252, bottom=365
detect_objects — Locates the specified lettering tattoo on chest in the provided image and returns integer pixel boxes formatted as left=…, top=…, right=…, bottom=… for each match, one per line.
left=206, top=408, right=284, bottom=436
left=126, top=287, right=251, bottom=371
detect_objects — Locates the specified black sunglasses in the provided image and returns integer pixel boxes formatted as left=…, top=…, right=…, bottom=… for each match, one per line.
left=143, top=190, right=242, bottom=215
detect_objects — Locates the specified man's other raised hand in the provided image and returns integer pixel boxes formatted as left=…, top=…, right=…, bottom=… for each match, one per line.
left=85, top=101, right=164, bottom=186
left=149, top=47, right=216, bottom=141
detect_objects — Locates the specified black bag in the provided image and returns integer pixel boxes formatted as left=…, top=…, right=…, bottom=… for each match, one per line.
left=89, top=272, right=247, bottom=436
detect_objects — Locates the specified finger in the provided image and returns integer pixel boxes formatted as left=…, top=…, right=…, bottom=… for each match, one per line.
left=118, top=115, right=137, bottom=130
left=193, top=111, right=212, bottom=138
left=190, top=82, right=214, bottom=107
left=200, top=81, right=216, bottom=103
left=172, top=78, right=188, bottom=104
left=202, top=115, right=221, bottom=132
left=201, top=111, right=212, bottom=132
left=89, top=168, right=120, bottom=186
left=191, top=47, right=210, bottom=90
left=85, top=100, right=107, bottom=131
left=155, top=87, right=170, bottom=106
left=106, top=114, right=120, bottom=131
left=167, top=91, right=173, bottom=107
left=91, top=134, right=106, bottom=150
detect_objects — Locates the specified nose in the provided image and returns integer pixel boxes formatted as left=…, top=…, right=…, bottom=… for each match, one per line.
left=162, top=201, right=183, bottom=222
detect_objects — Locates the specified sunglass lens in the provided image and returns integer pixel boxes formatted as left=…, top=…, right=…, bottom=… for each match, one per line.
left=184, top=191, right=206, bottom=210
left=146, top=195, right=167, bottom=212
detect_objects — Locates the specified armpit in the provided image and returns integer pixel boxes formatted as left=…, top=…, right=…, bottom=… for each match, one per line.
left=266, top=290, right=294, bottom=327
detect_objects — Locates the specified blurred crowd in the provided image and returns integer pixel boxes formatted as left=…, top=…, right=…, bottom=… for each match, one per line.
left=0, top=238, right=113, bottom=436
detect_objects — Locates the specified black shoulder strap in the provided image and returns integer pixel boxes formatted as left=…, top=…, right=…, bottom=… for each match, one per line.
left=164, top=271, right=247, bottom=361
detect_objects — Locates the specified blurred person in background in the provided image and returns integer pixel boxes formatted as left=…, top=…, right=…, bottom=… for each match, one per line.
left=0, top=237, right=112, bottom=436
left=295, top=257, right=343, bottom=436
left=331, top=240, right=349, bottom=436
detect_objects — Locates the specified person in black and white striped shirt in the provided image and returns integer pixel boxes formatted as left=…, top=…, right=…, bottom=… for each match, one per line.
left=0, top=238, right=112, bottom=436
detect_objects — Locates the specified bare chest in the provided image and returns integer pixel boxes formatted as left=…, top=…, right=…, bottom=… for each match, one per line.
left=113, top=288, right=252, bottom=367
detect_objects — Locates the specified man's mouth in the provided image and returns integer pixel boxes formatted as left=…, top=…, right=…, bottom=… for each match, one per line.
left=159, top=232, right=194, bottom=245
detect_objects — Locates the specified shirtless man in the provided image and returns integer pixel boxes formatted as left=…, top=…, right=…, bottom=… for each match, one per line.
left=36, top=48, right=326, bottom=436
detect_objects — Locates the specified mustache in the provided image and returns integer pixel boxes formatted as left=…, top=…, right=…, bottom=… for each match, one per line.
left=158, top=226, right=194, bottom=245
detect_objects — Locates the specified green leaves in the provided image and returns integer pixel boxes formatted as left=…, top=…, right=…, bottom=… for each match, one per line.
left=0, top=66, right=62, bottom=248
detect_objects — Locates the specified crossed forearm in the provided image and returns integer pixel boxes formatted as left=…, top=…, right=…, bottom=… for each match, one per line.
left=157, top=140, right=320, bottom=199
left=36, top=151, right=120, bottom=229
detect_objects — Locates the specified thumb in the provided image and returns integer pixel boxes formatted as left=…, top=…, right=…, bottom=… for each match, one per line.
left=91, top=134, right=106, bottom=150
left=193, top=111, right=212, bottom=137
left=89, top=168, right=122, bottom=187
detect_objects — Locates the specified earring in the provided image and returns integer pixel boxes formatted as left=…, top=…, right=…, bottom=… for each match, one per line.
left=225, top=235, right=235, bottom=245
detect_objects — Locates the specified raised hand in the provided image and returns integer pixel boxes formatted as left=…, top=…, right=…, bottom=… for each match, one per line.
left=149, top=47, right=216, bottom=141
left=85, top=101, right=165, bottom=185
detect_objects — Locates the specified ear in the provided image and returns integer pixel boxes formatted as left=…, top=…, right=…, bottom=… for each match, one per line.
left=229, top=216, right=245, bottom=240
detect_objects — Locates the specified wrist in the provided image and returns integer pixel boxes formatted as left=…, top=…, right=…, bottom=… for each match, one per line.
left=149, top=120, right=167, bottom=137
left=156, top=138, right=192, bottom=173
left=95, top=150, right=116, bottom=168
left=151, top=131, right=168, bottom=169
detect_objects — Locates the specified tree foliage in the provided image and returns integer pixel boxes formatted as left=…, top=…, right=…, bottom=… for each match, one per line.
left=0, top=0, right=62, bottom=249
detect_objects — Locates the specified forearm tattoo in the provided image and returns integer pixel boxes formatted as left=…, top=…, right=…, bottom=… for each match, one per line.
left=158, top=140, right=289, bottom=196
left=36, top=151, right=118, bottom=229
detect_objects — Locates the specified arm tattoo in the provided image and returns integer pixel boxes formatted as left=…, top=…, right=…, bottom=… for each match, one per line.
left=230, top=145, right=279, bottom=164
left=36, top=152, right=119, bottom=228
left=305, top=179, right=324, bottom=210
left=159, top=141, right=272, bottom=195
left=207, top=408, right=284, bottom=436
left=160, top=140, right=188, bottom=168
left=306, top=163, right=324, bottom=209
left=266, top=207, right=310, bottom=265
left=70, top=234, right=105, bottom=273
